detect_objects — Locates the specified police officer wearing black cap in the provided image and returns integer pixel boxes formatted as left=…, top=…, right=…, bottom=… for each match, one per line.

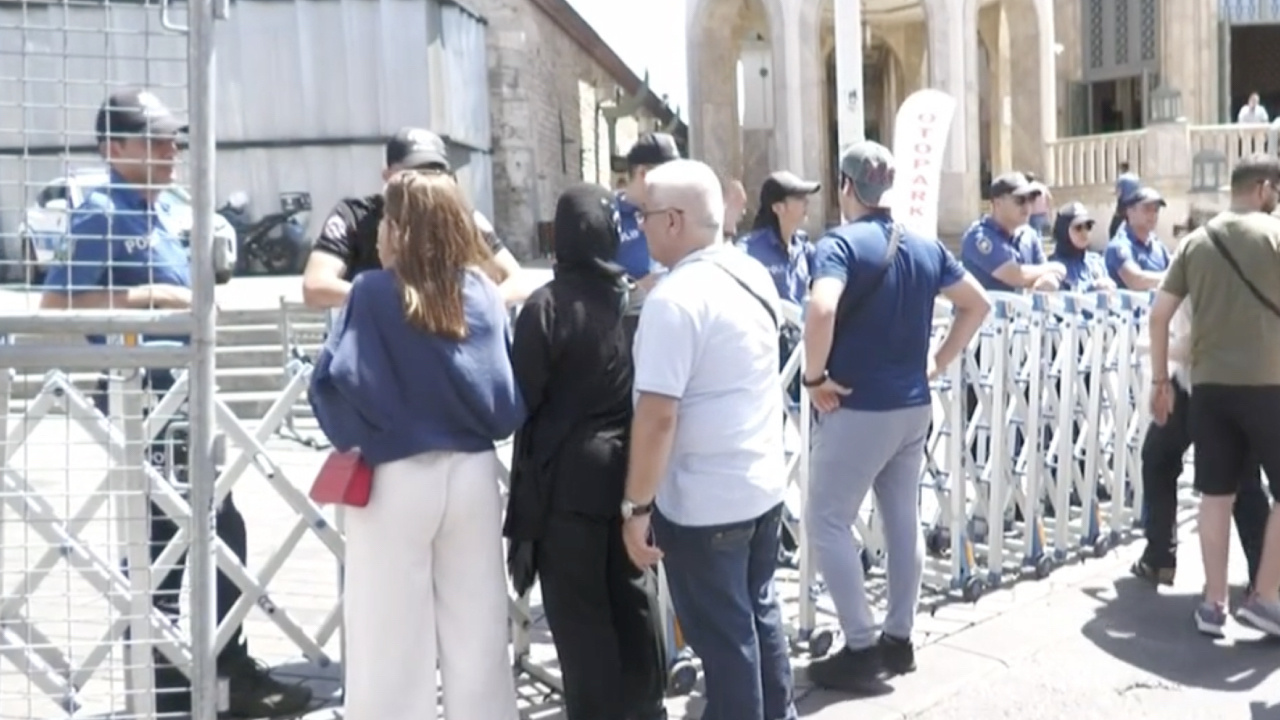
left=301, top=127, right=525, bottom=310
left=1103, top=185, right=1169, bottom=291
left=40, top=88, right=313, bottom=718
left=960, top=172, right=1066, bottom=292
left=614, top=132, right=681, bottom=295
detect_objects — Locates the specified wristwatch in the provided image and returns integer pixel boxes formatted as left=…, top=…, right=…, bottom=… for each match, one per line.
left=621, top=498, right=655, bottom=521
left=802, top=371, right=828, bottom=388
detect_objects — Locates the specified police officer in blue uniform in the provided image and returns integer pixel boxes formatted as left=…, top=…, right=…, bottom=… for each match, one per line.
left=1104, top=186, right=1169, bottom=290
left=40, top=88, right=312, bottom=719
left=738, top=170, right=820, bottom=306
left=960, top=172, right=1066, bottom=292
left=1049, top=202, right=1115, bottom=292
left=614, top=132, right=680, bottom=293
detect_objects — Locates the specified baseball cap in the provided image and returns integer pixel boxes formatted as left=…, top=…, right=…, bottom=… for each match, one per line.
left=625, top=132, right=680, bottom=168
left=989, top=172, right=1041, bottom=198
left=1056, top=202, right=1094, bottom=228
left=1116, top=172, right=1141, bottom=202
left=385, top=127, right=450, bottom=170
left=1123, top=186, right=1166, bottom=208
left=838, top=140, right=896, bottom=208
left=94, top=88, right=186, bottom=142
left=759, top=171, right=821, bottom=207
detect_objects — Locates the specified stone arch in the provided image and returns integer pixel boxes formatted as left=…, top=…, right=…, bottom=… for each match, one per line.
left=685, top=0, right=785, bottom=196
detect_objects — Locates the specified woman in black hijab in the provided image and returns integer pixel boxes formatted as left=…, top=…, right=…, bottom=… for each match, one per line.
left=504, top=183, right=667, bottom=720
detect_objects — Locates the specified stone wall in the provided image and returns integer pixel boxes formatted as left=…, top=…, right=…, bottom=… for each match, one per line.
left=470, top=0, right=665, bottom=259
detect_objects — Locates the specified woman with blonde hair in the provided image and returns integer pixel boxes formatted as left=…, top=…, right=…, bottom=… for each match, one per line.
left=310, top=170, right=526, bottom=720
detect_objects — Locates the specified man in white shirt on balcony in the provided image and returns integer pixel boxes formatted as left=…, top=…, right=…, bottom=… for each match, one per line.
left=1238, top=92, right=1270, bottom=124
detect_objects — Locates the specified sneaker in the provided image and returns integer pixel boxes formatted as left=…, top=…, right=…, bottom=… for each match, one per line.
left=1130, top=559, right=1176, bottom=587
left=806, top=645, right=888, bottom=695
left=878, top=633, right=916, bottom=675
left=1193, top=601, right=1228, bottom=638
left=224, top=658, right=314, bottom=719
left=1238, top=597, right=1280, bottom=636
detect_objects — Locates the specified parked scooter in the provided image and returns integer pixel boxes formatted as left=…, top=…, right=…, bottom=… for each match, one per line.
left=216, top=191, right=312, bottom=276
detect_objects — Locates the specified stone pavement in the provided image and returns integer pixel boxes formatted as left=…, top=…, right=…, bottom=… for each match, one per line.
left=2, top=406, right=1275, bottom=719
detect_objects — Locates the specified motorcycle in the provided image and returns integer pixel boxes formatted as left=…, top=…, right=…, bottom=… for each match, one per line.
left=216, top=190, right=312, bottom=276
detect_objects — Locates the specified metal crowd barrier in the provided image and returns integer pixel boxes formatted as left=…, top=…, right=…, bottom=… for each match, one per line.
left=0, top=288, right=1164, bottom=717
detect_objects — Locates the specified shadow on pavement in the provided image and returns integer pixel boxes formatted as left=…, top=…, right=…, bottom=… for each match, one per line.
left=1080, top=576, right=1280, bottom=692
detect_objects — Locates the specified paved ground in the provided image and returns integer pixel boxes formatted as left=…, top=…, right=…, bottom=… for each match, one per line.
left=2, top=272, right=1277, bottom=719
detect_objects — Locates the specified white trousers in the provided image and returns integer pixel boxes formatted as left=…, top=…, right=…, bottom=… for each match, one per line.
left=343, top=450, right=518, bottom=720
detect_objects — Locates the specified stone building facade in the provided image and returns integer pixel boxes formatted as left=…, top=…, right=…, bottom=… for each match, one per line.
left=685, top=0, right=1224, bottom=239
left=465, top=0, right=685, bottom=258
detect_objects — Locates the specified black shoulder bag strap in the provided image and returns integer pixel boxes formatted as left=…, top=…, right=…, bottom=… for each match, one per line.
left=834, top=222, right=904, bottom=330
left=1204, top=225, right=1280, bottom=320
left=702, top=256, right=780, bottom=330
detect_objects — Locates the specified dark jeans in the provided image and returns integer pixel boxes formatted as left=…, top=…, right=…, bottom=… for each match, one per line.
left=93, top=371, right=251, bottom=689
left=652, top=503, right=796, bottom=720
left=537, top=512, right=667, bottom=720
left=1141, top=380, right=1270, bottom=581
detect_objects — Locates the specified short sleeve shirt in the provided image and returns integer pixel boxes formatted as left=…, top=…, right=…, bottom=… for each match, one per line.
left=737, top=226, right=813, bottom=306
left=1056, top=251, right=1109, bottom=292
left=632, top=245, right=786, bottom=527
left=614, top=193, right=657, bottom=280
left=42, top=170, right=191, bottom=345
left=1104, top=224, right=1169, bottom=289
left=812, top=213, right=965, bottom=411
left=959, top=216, right=1045, bottom=291
left=311, top=193, right=506, bottom=281
left=1161, top=212, right=1280, bottom=386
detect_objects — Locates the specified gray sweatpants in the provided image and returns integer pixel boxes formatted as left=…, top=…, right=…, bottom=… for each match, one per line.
left=806, top=405, right=930, bottom=651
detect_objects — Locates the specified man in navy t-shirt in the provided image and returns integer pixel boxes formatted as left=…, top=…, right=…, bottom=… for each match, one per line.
left=40, top=89, right=312, bottom=718
left=801, top=140, right=991, bottom=695
left=1104, top=186, right=1169, bottom=290
left=960, top=172, right=1066, bottom=292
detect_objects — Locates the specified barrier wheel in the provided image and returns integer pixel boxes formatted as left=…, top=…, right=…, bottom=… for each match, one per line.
left=809, top=628, right=836, bottom=659
left=667, top=660, right=699, bottom=697
left=962, top=576, right=985, bottom=603
left=1033, top=556, right=1054, bottom=580
left=1092, top=537, right=1111, bottom=559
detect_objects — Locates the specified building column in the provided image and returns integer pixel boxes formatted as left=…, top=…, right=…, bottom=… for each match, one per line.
left=775, top=0, right=828, bottom=232
left=924, top=0, right=981, bottom=238
left=979, top=3, right=1011, bottom=175
left=1160, top=0, right=1219, bottom=123
left=1006, top=0, right=1058, bottom=179
left=833, top=0, right=865, bottom=150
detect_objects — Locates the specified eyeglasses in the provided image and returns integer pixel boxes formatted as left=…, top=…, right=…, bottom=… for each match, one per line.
left=639, top=207, right=683, bottom=224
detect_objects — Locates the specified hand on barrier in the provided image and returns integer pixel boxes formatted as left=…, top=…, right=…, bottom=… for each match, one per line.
left=623, top=515, right=663, bottom=569
left=1032, top=274, right=1062, bottom=292
left=507, top=540, right=538, bottom=598
left=805, top=375, right=851, bottom=414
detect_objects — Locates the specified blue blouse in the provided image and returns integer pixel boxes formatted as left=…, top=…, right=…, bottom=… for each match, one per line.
left=1055, top=251, right=1109, bottom=292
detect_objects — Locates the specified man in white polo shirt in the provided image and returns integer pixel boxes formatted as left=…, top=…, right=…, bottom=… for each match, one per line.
left=620, top=159, right=795, bottom=720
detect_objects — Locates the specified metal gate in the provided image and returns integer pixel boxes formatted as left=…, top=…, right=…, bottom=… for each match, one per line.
left=0, top=0, right=224, bottom=718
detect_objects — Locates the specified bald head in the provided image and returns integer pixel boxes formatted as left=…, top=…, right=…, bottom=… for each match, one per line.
left=641, top=160, right=725, bottom=266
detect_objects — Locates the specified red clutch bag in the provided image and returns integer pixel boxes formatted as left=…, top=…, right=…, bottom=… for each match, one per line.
left=308, top=450, right=373, bottom=507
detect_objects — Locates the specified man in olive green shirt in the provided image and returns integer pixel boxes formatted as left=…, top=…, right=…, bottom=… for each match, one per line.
left=1149, top=153, right=1280, bottom=637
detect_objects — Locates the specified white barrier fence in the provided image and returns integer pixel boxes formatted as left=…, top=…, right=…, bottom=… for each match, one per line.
left=0, top=288, right=1161, bottom=716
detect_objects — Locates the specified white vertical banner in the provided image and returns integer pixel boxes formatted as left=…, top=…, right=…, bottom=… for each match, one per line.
left=887, top=89, right=957, bottom=239
left=834, top=0, right=865, bottom=150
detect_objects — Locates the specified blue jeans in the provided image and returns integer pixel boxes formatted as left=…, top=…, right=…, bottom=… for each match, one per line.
left=653, top=503, right=796, bottom=720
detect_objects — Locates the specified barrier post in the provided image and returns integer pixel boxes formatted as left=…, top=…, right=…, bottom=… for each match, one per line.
left=187, top=0, right=220, bottom=716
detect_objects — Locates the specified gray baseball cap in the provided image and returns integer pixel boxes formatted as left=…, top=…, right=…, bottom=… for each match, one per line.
left=838, top=140, right=896, bottom=208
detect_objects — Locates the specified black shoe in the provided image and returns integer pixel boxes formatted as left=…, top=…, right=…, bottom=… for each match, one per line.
left=223, top=657, right=313, bottom=719
left=1130, top=559, right=1175, bottom=587
left=806, top=645, right=888, bottom=695
left=878, top=633, right=916, bottom=675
